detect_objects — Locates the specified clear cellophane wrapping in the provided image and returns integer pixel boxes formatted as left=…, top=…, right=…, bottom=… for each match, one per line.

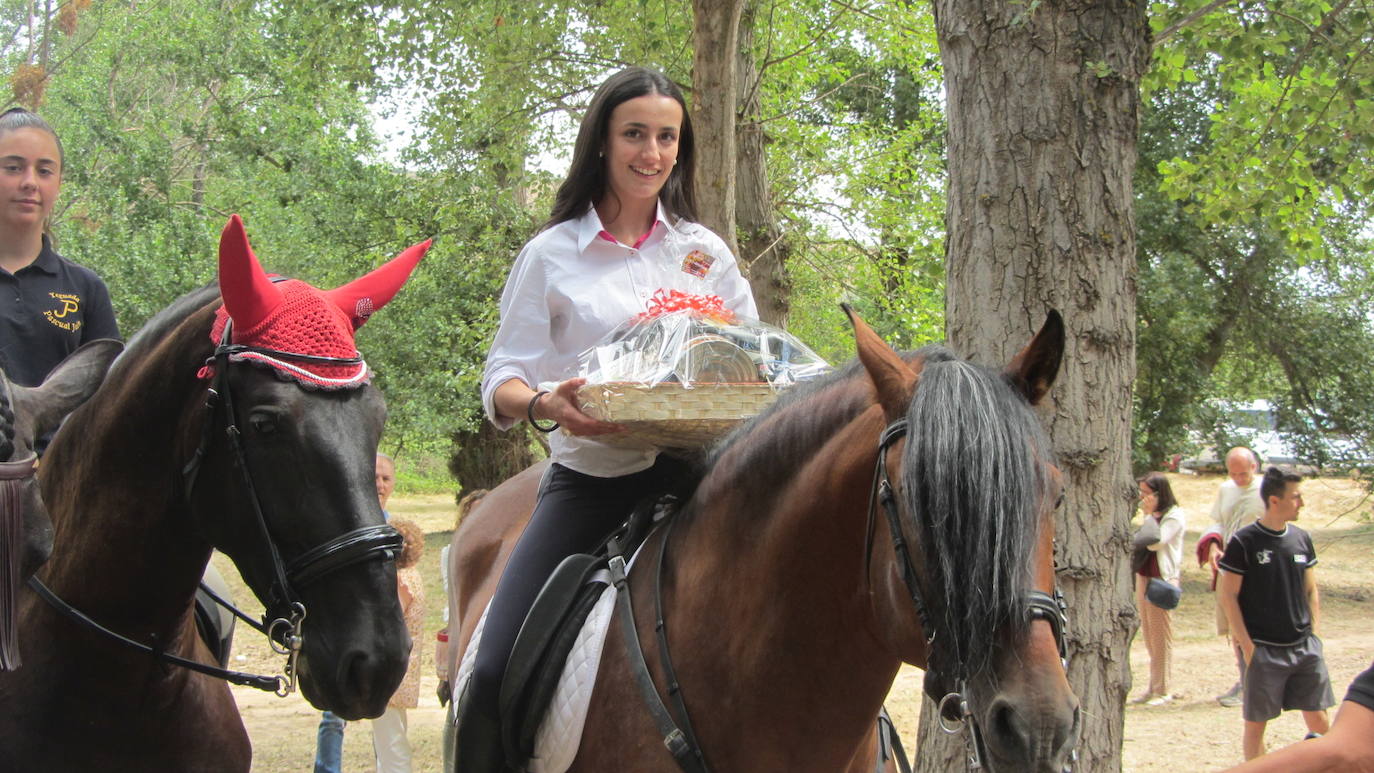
left=575, top=298, right=829, bottom=449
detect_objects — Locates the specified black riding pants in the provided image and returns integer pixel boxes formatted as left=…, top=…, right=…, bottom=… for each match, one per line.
left=465, top=455, right=685, bottom=730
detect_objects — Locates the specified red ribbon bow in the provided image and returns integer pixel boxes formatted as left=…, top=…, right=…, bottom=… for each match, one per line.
left=636, top=289, right=736, bottom=324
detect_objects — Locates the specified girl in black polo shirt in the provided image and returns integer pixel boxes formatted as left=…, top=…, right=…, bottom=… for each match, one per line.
left=0, top=108, right=118, bottom=398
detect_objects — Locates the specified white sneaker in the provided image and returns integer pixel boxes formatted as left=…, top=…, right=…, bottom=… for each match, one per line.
left=1216, top=682, right=1243, bottom=707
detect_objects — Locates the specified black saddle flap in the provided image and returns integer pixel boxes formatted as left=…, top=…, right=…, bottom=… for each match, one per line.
left=498, top=552, right=608, bottom=763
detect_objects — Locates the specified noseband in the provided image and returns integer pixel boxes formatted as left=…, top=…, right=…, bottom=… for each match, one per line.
left=869, top=418, right=1071, bottom=771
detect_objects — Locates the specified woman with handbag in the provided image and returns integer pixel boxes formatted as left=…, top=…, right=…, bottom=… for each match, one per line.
left=1132, top=472, right=1188, bottom=705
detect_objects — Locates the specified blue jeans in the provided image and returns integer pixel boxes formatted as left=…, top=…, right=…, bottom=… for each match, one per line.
left=314, top=711, right=346, bottom=773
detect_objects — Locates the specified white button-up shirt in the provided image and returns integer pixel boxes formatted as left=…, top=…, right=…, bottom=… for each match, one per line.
left=481, top=203, right=758, bottom=477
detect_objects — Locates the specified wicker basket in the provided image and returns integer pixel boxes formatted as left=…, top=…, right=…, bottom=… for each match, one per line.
left=577, top=381, right=781, bottom=450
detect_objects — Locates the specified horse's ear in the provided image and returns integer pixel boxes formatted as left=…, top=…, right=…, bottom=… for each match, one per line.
left=12, top=339, right=124, bottom=440
left=218, top=215, right=283, bottom=332
left=1005, top=309, right=1065, bottom=406
left=844, top=303, right=918, bottom=421
left=325, top=239, right=432, bottom=330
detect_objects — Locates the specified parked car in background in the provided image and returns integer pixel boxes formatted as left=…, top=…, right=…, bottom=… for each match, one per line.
left=1179, top=399, right=1369, bottom=474
left=1180, top=400, right=1301, bottom=473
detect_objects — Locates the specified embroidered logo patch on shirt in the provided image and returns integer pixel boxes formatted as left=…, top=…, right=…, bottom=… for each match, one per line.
left=1256, top=549, right=1273, bottom=565
left=1294, top=553, right=1308, bottom=563
left=43, top=292, right=82, bottom=332
left=681, top=250, right=715, bottom=278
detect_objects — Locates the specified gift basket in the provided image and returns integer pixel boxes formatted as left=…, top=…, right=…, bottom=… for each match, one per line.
left=576, top=288, right=830, bottom=450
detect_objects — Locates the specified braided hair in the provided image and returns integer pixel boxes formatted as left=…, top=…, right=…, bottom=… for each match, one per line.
left=0, top=378, right=16, bottom=461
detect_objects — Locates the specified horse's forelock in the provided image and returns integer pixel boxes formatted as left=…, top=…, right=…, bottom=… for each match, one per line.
left=901, top=355, right=1051, bottom=682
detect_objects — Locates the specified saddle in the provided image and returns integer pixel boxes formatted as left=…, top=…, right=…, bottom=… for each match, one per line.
left=495, top=495, right=667, bottom=768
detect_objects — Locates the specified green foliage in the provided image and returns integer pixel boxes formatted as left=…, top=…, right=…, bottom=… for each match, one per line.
left=1134, top=19, right=1374, bottom=475
left=1148, top=0, right=1373, bottom=265
left=7, top=0, right=1368, bottom=483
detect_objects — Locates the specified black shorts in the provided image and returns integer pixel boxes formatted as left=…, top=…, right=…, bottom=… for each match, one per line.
left=1243, top=634, right=1336, bottom=722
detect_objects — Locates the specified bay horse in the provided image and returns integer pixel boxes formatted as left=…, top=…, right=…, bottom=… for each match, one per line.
left=0, top=340, right=122, bottom=670
left=445, top=309, right=1079, bottom=772
left=0, top=216, right=429, bottom=771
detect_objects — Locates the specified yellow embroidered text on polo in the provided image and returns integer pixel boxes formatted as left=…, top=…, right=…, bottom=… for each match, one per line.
left=44, top=292, right=83, bottom=332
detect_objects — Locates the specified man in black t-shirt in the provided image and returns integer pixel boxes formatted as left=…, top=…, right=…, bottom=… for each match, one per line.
left=1218, top=467, right=1335, bottom=762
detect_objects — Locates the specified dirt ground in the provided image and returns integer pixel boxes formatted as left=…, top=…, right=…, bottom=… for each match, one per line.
left=222, top=473, right=1374, bottom=772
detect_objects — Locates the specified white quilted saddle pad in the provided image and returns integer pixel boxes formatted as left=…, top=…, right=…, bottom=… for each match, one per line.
left=451, top=570, right=617, bottom=773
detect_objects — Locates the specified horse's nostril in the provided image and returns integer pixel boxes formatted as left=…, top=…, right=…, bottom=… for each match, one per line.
left=339, top=650, right=371, bottom=690
left=988, top=696, right=1029, bottom=756
left=1060, top=703, right=1083, bottom=756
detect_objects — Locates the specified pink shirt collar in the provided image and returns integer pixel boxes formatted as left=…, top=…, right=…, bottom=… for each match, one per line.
left=597, top=220, right=660, bottom=249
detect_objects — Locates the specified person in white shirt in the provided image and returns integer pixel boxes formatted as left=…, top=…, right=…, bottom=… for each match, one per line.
left=454, top=66, right=758, bottom=773
left=1196, top=446, right=1264, bottom=706
left=1132, top=472, right=1187, bottom=705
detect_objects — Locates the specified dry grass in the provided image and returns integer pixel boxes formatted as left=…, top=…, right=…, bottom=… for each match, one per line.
left=223, top=474, right=1374, bottom=771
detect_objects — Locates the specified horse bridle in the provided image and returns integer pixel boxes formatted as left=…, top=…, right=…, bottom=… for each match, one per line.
left=29, top=318, right=402, bottom=696
left=180, top=320, right=404, bottom=690
left=868, top=417, right=1071, bottom=772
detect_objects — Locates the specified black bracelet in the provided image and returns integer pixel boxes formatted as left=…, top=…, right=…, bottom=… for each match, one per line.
left=527, top=390, right=560, bottom=433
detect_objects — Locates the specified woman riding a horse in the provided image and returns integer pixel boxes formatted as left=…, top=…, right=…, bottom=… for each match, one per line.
left=454, top=66, right=759, bottom=773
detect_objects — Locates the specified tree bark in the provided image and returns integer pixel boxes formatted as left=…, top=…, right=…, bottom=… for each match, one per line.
left=919, top=1, right=1151, bottom=771
left=734, top=0, right=790, bottom=327
left=691, top=0, right=746, bottom=259
left=448, top=417, right=539, bottom=495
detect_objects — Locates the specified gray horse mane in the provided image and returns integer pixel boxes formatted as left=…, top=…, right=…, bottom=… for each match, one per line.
left=901, top=348, right=1052, bottom=682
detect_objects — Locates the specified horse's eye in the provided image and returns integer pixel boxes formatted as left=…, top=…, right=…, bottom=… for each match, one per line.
left=249, top=414, right=278, bottom=436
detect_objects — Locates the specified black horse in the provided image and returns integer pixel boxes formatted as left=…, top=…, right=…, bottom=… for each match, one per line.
left=0, top=216, right=429, bottom=771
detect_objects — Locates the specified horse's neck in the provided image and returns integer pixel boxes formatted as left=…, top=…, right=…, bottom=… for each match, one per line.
left=661, top=407, right=902, bottom=742
left=39, top=307, right=213, bottom=617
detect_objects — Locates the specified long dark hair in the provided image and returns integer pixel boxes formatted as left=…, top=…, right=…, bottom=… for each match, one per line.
left=545, top=67, right=695, bottom=229
left=1138, top=471, right=1178, bottom=515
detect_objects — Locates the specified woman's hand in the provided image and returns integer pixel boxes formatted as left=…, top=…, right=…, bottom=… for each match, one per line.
left=1138, top=488, right=1157, bottom=515
left=534, top=378, right=624, bottom=437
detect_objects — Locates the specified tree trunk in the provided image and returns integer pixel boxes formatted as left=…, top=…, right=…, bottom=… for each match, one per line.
left=918, top=1, right=1151, bottom=771
left=691, top=0, right=745, bottom=259
left=447, top=417, right=539, bottom=496
left=733, top=0, right=790, bottom=327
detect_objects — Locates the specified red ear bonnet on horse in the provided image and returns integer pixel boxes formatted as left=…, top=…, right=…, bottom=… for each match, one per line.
left=209, top=214, right=431, bottom=389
